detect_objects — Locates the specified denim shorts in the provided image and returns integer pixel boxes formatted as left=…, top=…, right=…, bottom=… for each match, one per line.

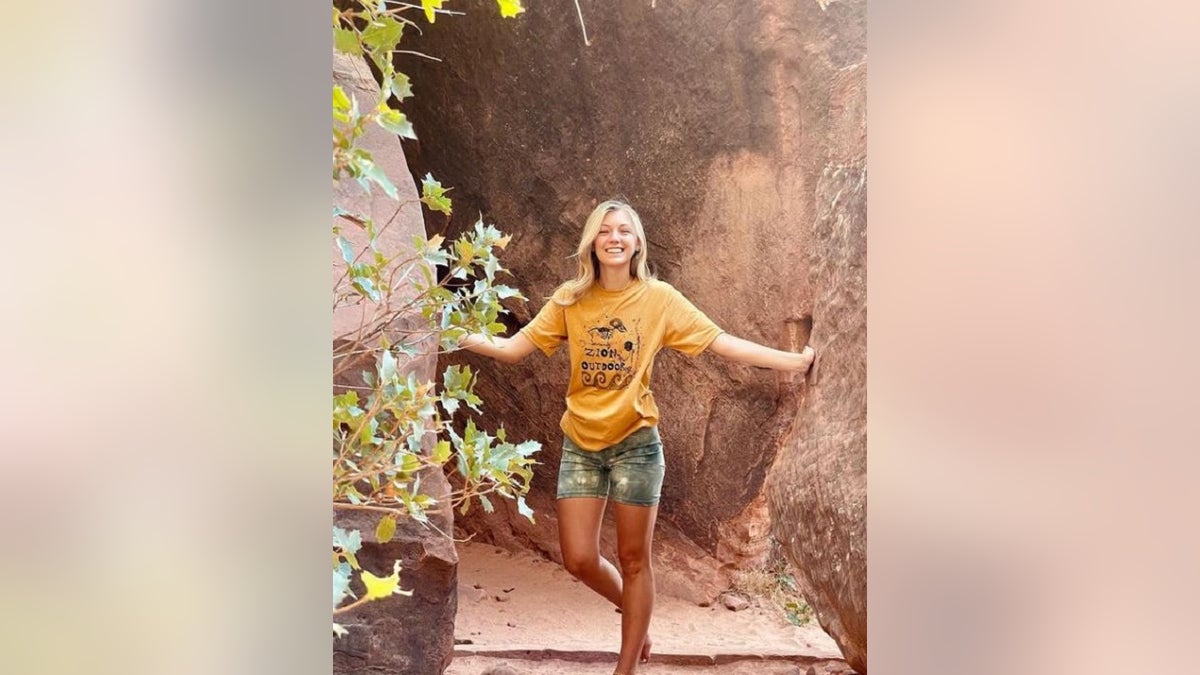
left=556, top=426, right=665, bottom=506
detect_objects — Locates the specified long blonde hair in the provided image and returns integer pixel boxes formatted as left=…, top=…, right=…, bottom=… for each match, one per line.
left=552, top=199, right=656, bottom=306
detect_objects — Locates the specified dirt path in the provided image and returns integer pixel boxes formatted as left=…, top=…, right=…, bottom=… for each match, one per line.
left=447, top=542, right=854, bottom=675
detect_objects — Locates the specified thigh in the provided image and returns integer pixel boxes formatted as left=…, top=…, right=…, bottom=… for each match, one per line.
left=613, top=501, right=659, bottom=564
left=556, top=497, right=608, bottom=560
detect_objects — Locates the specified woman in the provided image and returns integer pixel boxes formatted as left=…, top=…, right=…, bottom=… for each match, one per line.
left=459, top=199, right=816, bottom=675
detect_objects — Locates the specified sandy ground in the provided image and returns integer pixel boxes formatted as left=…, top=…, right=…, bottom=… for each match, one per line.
left=446, top=542, right=854, bottom=675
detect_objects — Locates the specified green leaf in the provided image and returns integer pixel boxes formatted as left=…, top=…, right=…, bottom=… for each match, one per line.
left=376, top=106, right=417, bottom=140
left=375, top=515, right=397, bottom=544
left=352, top=276, right=381, bottom=302
left=333, top=527, right=363, bottom=554
left=336, top=236, right=357, bottom=265
left=494, top=285, right=522, bottom=299
left=420, top=173, right=453, bottom=215
left=515, top=440, right=541, bottom=457
left=390, top=73, right=414, bottom=102
left=479, top=494, right=494, bottom=513
left=334, top=569, right=353, bottom=606
left=333, top=86, right=352, bottom=114
left=358, top=159, right=399, bottom=199
left=362, top=16, right=404, bottom=51
left=496, top=0, right=525, bottom=18
left=334, top=28, right=361, bottom=55
left=399, top=452, right=421, bottom=475
left=358, top=416, right=380, bottom=446
left=517, top=495, right=535, bottom=522
left=333, top=206, right=369, bottom=229
left=432, top=440, right=452, bottom=464
left=379, top=349, right=399, bottom=383
left=333, top=390, right=359, bottom=410
left=421, top=0, right=444, bottom=23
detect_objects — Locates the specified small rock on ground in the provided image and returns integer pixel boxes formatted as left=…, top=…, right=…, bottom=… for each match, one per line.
left=722, top=594, right=751, bottom=611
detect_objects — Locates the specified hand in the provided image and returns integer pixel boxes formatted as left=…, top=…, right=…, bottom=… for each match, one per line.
left=799, top=345, right=819, bottom=384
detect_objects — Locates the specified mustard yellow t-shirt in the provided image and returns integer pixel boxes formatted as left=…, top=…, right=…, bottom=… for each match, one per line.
left=519, top=278, right=724, bottom=450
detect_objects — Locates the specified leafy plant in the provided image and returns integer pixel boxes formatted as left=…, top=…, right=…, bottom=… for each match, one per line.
left=730, top=542, right=817, bottom=628
left=784, top=597, right=814, bottom=627
left=331, top=0, right=532, bottom=638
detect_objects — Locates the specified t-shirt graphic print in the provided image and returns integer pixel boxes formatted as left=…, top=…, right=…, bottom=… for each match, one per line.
left=580, top=314, right=641, bottom=390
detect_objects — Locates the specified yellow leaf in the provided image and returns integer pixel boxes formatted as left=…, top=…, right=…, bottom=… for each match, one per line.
left=361, top=561, right=412, bottom=600
left=496, top=0, right=524, bottom=19
left=375, top=514, right=397, bottom=544
left=426, top=233, right=445, bottom=250
left=421, top=0, right=443, bottom=23
left=496, top=233, right=513, bottom=249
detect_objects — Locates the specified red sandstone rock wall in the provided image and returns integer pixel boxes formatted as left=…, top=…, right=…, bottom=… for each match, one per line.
left=394, top=2, right=867, bottom=668
left=332, top=52, right=457, bottom=675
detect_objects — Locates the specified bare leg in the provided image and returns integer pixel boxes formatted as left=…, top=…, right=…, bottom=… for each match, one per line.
left=556, top=497, right=623, bottom=606
left=612, top=502, right=658, bottom=674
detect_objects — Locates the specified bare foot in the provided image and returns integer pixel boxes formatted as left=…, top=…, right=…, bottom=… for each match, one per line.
left=640, top=634, right=652, bottom=663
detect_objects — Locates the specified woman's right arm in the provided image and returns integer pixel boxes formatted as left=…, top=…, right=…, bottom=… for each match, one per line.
left=457, top=331, right=539, bottom=364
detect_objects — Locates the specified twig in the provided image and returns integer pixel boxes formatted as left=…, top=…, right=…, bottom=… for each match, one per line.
left=333, top=595, right=373, bottom=616
left=391, top=2, right=465, bottom=17
left=573, top=0, right=591, bottom=46
left=333, top=502, right=409, bottom=516
left=396, top=50, right=443, bottom=62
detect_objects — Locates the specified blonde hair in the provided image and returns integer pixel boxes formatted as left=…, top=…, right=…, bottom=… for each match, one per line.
left=552, top=199, right=656, bottom=306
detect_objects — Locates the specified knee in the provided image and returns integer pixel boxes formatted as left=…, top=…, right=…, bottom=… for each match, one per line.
left=562, top=552, right=599, bottom=578
left=617, top=547, right=651, bottom=577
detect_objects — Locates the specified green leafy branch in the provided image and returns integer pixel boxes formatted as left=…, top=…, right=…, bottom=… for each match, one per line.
left=331, top=0, right=531, bottom=635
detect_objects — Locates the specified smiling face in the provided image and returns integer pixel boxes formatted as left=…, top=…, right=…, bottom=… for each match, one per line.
left=592, top=209, right=641, bottom=274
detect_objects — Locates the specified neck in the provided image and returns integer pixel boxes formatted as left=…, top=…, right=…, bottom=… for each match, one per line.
left=596, top=268, right=634, bottom=291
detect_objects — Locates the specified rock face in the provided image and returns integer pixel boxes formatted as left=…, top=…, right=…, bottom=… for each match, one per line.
left=333, top=484, right=458, bottom=675
left=766, top=163, right=867, bottom=674
left=397, top=0, right=866, bottom=665
left=332, top=52, right=457, bottom=675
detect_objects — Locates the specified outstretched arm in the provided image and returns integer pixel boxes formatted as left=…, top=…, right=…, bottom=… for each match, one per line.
left=707, top=333, right=815, bottom=372
left=457, top=331, right=539, bottom=365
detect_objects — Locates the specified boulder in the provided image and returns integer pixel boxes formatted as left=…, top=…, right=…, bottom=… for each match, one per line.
left=396, top=2, right=866, bottom=664
left=332, top=51, right=457, bottom=674
left=333, top=477, right=458, bottom=675
left=765, top=161, right=868, bottom=674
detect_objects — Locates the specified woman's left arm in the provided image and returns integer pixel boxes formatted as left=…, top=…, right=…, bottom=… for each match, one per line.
left=707, top=333, right=815, bottom=372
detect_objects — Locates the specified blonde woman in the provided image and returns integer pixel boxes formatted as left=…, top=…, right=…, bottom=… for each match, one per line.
left=459, top=199, right=816, bottom=675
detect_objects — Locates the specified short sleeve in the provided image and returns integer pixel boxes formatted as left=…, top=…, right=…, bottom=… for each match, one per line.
left=519, top=299, right=568, bottom=356
left=663, top=287, right=724, bottom=356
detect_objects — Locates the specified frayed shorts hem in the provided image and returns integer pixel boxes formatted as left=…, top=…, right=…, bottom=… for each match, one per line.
left=555, top=492, right=661, bottom=507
